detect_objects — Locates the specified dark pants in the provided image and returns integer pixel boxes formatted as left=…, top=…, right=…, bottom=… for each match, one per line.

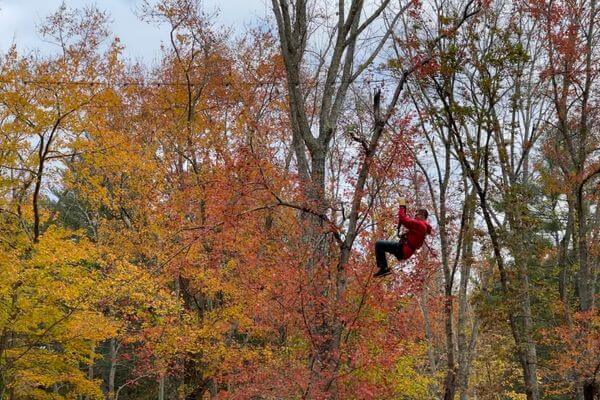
left=375, top=240, right=406, bottom=271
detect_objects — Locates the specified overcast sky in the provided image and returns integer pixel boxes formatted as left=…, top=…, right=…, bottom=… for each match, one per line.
left=0, top=0, right=269, bottom=62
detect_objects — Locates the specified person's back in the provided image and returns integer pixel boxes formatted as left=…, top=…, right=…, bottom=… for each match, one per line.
left=397, top=206, right=432, bottom=258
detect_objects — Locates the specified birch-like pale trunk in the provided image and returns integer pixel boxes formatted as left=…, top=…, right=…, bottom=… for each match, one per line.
left=158, top=376, right=165, bottom=400
left=107, top=338, right=119, bottom=400
left=457, top=190, right=478, bottom=400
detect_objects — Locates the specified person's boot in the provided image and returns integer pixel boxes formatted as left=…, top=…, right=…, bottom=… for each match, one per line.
left=373, top=268, right=392, bottom=277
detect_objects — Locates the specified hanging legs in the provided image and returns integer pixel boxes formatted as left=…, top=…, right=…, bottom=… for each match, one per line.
left=374, top=240, right=404, bottom=277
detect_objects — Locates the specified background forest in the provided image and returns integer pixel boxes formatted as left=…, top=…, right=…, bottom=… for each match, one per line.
left=0, top=0, right=599, bottom=399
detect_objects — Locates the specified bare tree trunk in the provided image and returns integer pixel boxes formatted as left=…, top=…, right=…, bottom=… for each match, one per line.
left=83, top=343, right=95, bottom=400
left=419, top=284, right=438, bottom=375
left=158, top=376, right=165, bottom=400
left=32, top=118, right=63, bottom=243
left=439, top=157, right=457, bottom=400
left=107, top=339, right=118, bottom=400
left=506, top=208, right=539, bottom=400
left=518, top=266, right=539, bottom=400
left=575, top=187, right=593, bottom=311
left=576, top=0, right=596, bottom=314
left=457, top=190, right=478, bottom=400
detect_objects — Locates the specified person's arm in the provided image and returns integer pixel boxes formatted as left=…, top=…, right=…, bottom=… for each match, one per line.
left=397, top=198, right=406, bottom=237
left=398, top=204, right=424, bottom=231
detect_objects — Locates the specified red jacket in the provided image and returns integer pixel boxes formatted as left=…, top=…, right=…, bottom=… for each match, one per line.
left=398, top=206, right=432, bottom=258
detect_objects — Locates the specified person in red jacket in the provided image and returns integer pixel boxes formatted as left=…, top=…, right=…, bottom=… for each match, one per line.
left=374, top=198, right=432, bottom=277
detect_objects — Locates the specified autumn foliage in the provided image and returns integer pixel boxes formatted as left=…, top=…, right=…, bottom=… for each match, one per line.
left=0, top=0, right=599, bottom=400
